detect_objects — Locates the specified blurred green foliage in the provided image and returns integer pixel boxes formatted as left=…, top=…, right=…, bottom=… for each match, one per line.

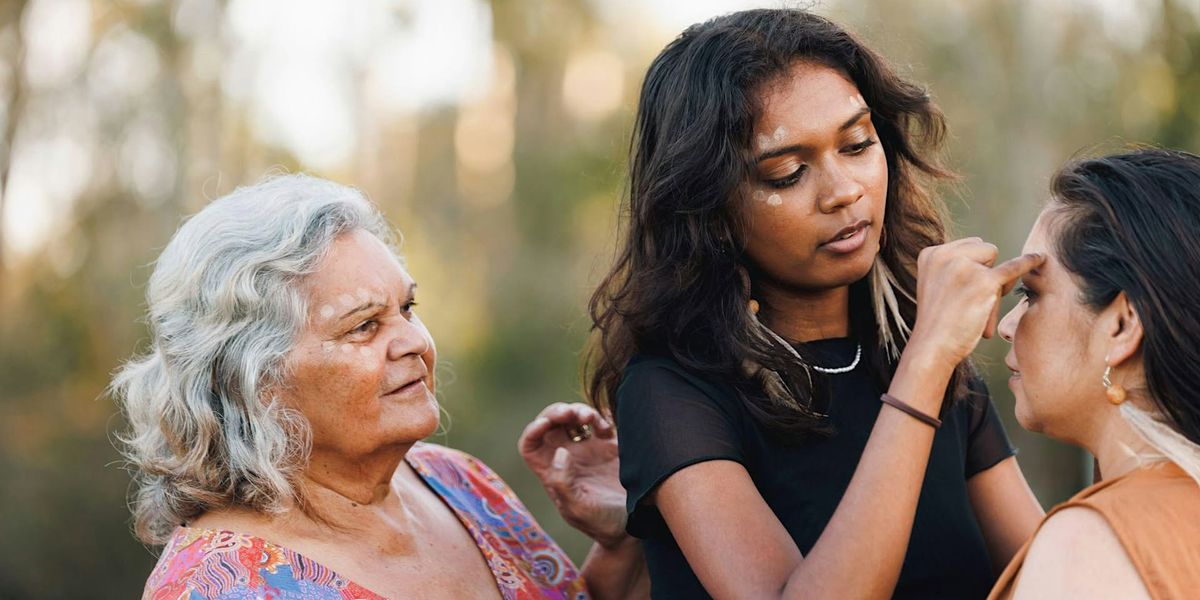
left=2, top=0, right=1199, bottom=597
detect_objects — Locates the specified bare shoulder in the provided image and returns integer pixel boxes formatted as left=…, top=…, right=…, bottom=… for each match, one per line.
left=1012, top=507, right=1150, bottom=600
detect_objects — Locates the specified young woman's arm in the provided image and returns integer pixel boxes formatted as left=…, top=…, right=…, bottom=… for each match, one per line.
left=966, top=457, right=1044, bottom=573
left=654, top=242, right=1045, bottom=599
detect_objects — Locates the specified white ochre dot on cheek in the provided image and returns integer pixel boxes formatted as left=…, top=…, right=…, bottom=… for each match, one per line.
left=752, top=190, right=766, bottom=202
left=341, top=343, right=353, bottom=354
left=767, top=193, right=783, bottom=206
left=358, top=346, right=373, bottom=358
left=322, top=341, right=335, bottom=354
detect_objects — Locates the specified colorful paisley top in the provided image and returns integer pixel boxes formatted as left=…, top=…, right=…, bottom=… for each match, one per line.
left=143, top=442, right=590, bottom=599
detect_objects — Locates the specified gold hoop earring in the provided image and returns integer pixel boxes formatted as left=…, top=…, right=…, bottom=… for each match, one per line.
left=1103, top=364, right=1127, bottom=405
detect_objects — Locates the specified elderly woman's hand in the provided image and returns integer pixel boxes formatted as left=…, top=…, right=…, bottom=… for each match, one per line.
left=519, top=402, right=627, bottom=549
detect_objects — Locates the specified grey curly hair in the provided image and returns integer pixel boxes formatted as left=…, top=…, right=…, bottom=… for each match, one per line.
left=111, top=173, right=399, bottom=545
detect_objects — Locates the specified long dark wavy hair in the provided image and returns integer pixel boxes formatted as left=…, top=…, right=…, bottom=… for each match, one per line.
left=1050, top=147, right=1200, bottom=447
left=586, top=9, right=971, bottom=438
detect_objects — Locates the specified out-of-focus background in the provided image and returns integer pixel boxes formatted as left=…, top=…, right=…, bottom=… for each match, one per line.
left=1, top=0, right=1197, bottom=596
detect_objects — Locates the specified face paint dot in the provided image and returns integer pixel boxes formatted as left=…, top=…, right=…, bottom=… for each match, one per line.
left=356, top=287, right=370, bottom=301
left=756, top=134, right=771, bottom=150
left=338, top=294, right=355, bottom=307
left=772, top=126, right=786, bottom=142
left=359, top=346, right=373, bottom=357
left=766, top=194, right=783, bottom=206
left=752, top=190, right=766, bottom=202
left=341, top=343, right=353, bottom=354
left=322, top=341, right=335, bottom=353
left=319, top=305, right=335, bottom=320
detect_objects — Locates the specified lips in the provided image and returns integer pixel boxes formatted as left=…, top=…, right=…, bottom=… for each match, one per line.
left=383, top=373, right=427, bottom=397
left=824, top=219, right=871, bottom=245
left=1005, top=355, right=1021, bottom=377
left=819, top=219, right=871, bottom=254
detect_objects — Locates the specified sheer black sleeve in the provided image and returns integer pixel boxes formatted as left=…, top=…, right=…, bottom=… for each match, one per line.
left=615, top=357, right=746, bottom=537
left=963, top=377, right=1017, bottom=478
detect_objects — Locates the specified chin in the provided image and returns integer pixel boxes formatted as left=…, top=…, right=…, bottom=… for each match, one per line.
left=1013, top=395, right=1045, bottom=434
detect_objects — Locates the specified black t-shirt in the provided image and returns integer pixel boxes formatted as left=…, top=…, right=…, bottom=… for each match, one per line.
left=616, top=338, right=1016, bottom=599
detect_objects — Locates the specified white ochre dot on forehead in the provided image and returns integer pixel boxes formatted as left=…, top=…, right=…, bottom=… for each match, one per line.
left=356, top=287, right=370, bottom=301
left=338, top=293, right=355, bottom=307
left=772, top=126, right=786, bottom=142
left=756, top=133, right=771, bottom=150
left=766, top=193, right=783, bottom=206
left=319, top=305, right=335, bottom=320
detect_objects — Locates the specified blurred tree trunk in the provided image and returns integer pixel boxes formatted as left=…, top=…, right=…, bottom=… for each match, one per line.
left=0, top=0, right=27, bottom=312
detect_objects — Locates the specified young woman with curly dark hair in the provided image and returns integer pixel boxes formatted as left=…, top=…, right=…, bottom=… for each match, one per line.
left=588, top=9, right=1045, bottom=598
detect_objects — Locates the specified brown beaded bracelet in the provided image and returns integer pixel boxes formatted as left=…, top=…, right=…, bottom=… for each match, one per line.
left=880, top=393, right=942, bottom=429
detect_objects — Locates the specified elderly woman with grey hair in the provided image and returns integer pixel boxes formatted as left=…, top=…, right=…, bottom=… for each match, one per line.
left=114, top=174, right=647, bottom=599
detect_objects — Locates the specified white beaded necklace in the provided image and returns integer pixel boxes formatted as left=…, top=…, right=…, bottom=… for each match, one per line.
left=758, top=322, right=862, bottom=374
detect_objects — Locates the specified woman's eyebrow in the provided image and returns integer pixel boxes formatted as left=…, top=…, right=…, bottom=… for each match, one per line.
left=339, top=300, right=387, bottom=321
left=755, top=107, right=872, bottom=163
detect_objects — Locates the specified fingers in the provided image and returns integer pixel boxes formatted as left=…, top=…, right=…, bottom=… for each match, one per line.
left=519, top=402, right=615, bottom=456
left=982, top=253, right=1043, bottom=339
left=992, top=253, right=1045, bottom=291
left=952, top=238, right=1000, bottom=266
left=538, top=402, right=615, bottom=437
left=983, top=300, right=1001, bottom=340
left=518, top=416, right=554, bottom=456
left=544, top=446, right=573, bottom=509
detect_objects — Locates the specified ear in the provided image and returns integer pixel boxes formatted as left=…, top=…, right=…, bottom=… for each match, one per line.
left=1103, top=291, right=1144, bottom=368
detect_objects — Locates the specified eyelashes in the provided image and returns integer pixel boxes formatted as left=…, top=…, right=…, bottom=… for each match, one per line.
left=761, top=138, right=878, bottom=190
left=1013, top=284, right=1038, bottom=303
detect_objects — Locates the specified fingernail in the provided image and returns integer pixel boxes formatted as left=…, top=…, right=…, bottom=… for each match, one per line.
left=552, top=446, right=569, bottom=469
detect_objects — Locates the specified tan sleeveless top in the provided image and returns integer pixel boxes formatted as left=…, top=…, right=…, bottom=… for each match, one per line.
left=989, top=462, right=1200, bottom=600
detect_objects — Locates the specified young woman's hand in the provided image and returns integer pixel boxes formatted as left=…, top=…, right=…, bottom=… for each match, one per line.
left=908, top=238, right=1044, bottom=370
left=518, top=402, right=627, bottom=548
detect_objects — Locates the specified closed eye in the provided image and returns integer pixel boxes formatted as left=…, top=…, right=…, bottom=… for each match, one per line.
left=1013, top=284, right=1037, bottom=303
left=765, top=166, right=807, bottom=189
left=844, top=138, right=877, bottom=155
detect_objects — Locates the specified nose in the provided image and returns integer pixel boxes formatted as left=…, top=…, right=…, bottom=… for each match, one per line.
left=997, top=303, right=1022, bottom=343
left=816, top=157, right=864, bottom=214
left=386, top=316, right=433, bottom=362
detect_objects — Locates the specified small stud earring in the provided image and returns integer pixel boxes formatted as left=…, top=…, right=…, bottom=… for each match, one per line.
left=1103, top=364, right=1127, bottom=405
left=748, top=299, right=760, bottom=316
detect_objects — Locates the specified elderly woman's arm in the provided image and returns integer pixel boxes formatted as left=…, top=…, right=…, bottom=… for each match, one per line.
left=520, top=403, right=650, bottom=599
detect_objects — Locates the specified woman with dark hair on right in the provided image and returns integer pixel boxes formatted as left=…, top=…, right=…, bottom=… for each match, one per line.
left=588, top=8, right=1045, bottom=600
left=989, top=147, right=1200, bottom=599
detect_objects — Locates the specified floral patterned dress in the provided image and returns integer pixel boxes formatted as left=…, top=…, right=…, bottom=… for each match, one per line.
left=143, top=442, right=590, bottom=599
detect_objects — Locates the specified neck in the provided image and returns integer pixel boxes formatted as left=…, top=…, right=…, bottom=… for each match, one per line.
left=301, top=443, right=414, bottom=517
left=1088, top=402, right=1162, bottom=482
left=756, top=282, right=851, bottom=342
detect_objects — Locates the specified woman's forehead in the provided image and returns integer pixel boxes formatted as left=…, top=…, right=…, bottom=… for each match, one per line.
left=306, top=231, right=413, bottom=301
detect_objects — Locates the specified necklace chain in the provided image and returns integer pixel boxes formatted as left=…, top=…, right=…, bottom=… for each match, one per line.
left=759, top=322, right=862, bottom=374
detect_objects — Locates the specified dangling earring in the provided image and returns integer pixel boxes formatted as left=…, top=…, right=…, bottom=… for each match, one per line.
left=1103, top=362, right=1127, bottom=405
